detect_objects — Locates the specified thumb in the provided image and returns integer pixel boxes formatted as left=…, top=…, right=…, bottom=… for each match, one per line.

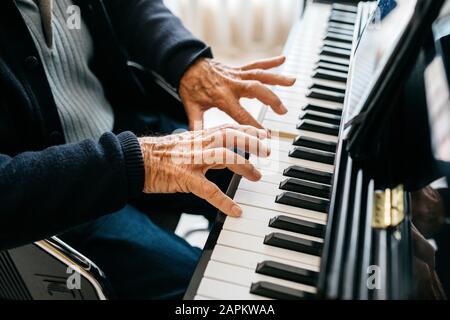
left=185, top=103, right=204, bottom=130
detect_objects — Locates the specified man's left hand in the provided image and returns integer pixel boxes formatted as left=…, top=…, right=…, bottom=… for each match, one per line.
left=179, top=56, right=296, bottom=130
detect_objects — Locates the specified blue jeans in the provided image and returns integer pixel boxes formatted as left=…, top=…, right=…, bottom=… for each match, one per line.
left=60, top=205, right=201, bottom=300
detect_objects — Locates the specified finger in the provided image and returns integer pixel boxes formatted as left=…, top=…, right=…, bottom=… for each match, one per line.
left=189, top=176, right=242, bottom=217
left=207, top=128, right=271, bottom=157
left=203, top=148, right=262, bottom=181
left=222, top=98, right=263, bottom=129
left=239, top=56, right=286, bottom=71
left=185, top=103, right=204, bottom=130
left=222, top=161, right=262, bottom=182
left=237, top=80, right=287, bottom=114
left=239, top=70, right=296, bottom=86
left=225, top=125, right=270, bottom=139
left=204, top=124, right=268, bottom=139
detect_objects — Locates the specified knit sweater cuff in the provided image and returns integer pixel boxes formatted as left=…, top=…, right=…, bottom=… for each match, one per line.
left=117, top=131, right=145, bottom=198
left=166, top=46, right=214, bottom=90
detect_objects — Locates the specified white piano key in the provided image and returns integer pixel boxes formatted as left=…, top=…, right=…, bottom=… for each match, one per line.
left=197, top=278, right=270, bottom=300
left=318, top=55, right=350, bottom=66
left=211, top=244, right=320, bottom=272
left=266, top=109, right=338, bottom=126
left=239, top=179, right=329, bottom=203
left=254, top=151, right=335, bottom=174
left=234, top=189, right=327, bottom=223
left=310, top=78, right=347, bottom=91
left=204, top=261, right=317, bottom=294
left=238, top=179, right=280, bottom=197
left=223, top=216, right=323, bottom=243
left=217, top=230, right=321, bottom=267
left=265, top=110, right=300, bottom=124
left=263, top=119, right=340, bottom=142
left=236, top=204, right=326, bottom=226
left=194, top=295, right=211, bottom=300
left=267, top=138, right=294, bottom=153
left=259, top=170, right=286, bottom=185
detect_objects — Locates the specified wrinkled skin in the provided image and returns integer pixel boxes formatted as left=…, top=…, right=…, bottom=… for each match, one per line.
left=179, top=56, right=296, bottom=129
left=138, top=125, right=270, bottom=217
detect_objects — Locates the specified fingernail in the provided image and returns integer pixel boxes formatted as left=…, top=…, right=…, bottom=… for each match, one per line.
left=258, top=129, right=268, bottom=139
left=280, top=104, right=288, bottom=114
left=253, top=168, right=262, bottom=180
left=232, top=205, right=243, bottom=217
left=266, top=145, right=272, bottom=157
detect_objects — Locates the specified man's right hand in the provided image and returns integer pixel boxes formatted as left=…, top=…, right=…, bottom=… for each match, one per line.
left=138, top=125, right=270, bottom=217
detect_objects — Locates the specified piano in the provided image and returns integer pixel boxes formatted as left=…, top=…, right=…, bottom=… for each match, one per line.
left=185, top=0, right=447, bottom=300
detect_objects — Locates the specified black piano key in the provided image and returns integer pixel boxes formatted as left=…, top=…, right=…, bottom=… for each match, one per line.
left=309, top=83, right=345, bottom=95
left=324, top=32, right=354, bottom=44
left=320, top=46, right=351, bottom=59
left=276, top=192, right=329, bottom=213
left=332, top=3, right=358, bottom=14
left=322, top=40, right=352, bottom=51
left=313, top=68, right=348, bottom=83
left=250, top=281, right=315, bottom=300
left=297, top=120, right=340, bottom=136
left=327, top=27, right=354, bottom=37
left=269, top=215, right=325, bottom=238
left=283, top=165, right=332, bottom=185
left=256, top=261, right=319, bottom=286
left=302, top=104, right=342, bottom=116
left=328, top=22, right=355, bottom=31
left=289, top=146, right=335, bottom=165
left=316, top=61, right=349, bottom=73
left=309, top=82, right=345, bottom=94
left=307, top=88, right=345, bottom=103
left=279, top=178, right=331, bottom=199
left=264, top=232, right=323, bottom=256
left=317, top=55, right=350, bottom=67
left=329, top=12, right=357, bottom=22
left=293, top=135, right=337, bottom=152
left=329, top=16, right=356, bottom=25
left=301, top=110, right=342, bottom=125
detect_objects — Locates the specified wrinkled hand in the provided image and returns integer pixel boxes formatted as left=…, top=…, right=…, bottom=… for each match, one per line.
left=411, top=186, right=445, bottom=238
left=179, top=56, right=296, bottom=129
left=138, top=125, right=270, bottom=217
left=412, top=224, right=446, bottom=299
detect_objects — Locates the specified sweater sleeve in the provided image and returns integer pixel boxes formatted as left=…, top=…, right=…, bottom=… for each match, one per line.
left=104, top=0, right=213, bottom=89
left=0, top=131, right=144, bottom=250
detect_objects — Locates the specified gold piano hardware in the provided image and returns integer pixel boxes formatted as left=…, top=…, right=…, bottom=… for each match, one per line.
left=372, top=185, right=405, bottom=229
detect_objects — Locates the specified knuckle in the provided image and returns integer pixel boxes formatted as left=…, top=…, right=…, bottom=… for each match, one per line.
left=254, top=69, right=265, bottom=76
left=207, top=186, right=222, bottom=199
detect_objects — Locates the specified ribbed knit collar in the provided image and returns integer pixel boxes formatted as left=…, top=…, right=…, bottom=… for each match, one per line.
left=36, top=0, right=53, bottom=48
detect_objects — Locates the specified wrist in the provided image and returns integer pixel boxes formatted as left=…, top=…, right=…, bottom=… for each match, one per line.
left=117, top=132, right=145, bottom=197
left=173, top=47, right=213, bottom=91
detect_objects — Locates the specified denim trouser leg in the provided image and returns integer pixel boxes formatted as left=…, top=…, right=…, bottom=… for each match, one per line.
left=60, top=205, right=201, bottom=299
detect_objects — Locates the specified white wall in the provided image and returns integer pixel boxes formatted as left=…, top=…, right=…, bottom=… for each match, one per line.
left=164, top=0, right=304, bottom=63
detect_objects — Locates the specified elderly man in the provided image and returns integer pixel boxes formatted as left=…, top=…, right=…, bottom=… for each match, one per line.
left=0, top=0, right=294, bottom=299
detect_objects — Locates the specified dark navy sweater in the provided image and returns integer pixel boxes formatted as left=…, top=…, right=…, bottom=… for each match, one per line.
left=0, top=0, right=212, bottom=250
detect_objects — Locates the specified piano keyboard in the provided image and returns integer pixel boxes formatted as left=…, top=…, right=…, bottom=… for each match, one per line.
left=187, top=2, right=366, bottom=300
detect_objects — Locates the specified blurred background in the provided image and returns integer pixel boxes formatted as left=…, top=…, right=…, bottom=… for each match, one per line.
left=164, top=0, right=303, bottom=65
